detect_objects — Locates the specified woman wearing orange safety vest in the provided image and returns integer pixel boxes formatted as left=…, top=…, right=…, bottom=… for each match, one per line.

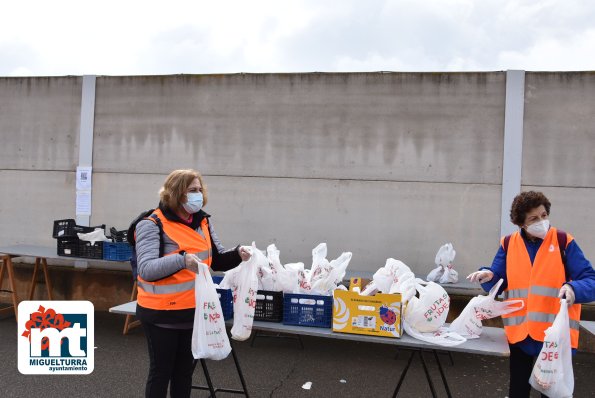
left=468, top=191, right=595, bottom=398
left=135, top=169, right=251, bottom=398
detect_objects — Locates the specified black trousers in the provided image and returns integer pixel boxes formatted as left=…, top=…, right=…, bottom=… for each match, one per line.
left=509, top=345, right=548, bottom=398
left=142, top=322, right=197, bottom=398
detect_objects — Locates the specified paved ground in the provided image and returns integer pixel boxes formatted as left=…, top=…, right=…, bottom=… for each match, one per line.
left=1, top=311, right=594, bottom=398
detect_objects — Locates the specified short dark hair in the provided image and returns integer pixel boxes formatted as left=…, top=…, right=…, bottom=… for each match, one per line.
left=510, top=191, right=551, bottom=227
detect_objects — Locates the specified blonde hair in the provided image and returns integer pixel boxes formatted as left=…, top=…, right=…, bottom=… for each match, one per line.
left=159, top=169, right=208, bottom=211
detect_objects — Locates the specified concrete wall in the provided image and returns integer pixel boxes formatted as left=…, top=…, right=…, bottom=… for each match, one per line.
left=522, top=72, right=595, bottom=256
left=0, top=77, right=81, bottom=246
left=0, top=72, right=593, bottom=281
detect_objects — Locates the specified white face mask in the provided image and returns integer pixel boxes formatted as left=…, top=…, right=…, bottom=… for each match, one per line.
left=525, top=219, right=550, bottom=239
left=182, top=192, right=203, bottom=214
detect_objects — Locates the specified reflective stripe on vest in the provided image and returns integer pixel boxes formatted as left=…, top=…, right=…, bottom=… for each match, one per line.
left=501, top=228, right=581, bottom=348
left=503, top=286, right=559, bottom=299
left=502, top=288, right=528, bottom=299
left=503, top=312, right=580, bottom=331
left=137, top=279, right=195, bottom=295
left=530, top=285, right=559, bottom=298
left=196, top=249, right=210, bottom=261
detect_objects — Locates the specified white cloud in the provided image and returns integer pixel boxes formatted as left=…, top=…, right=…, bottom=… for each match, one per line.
left=0, top=0, right=594, bottom=75
left=498, top=29, right=595, bottom=71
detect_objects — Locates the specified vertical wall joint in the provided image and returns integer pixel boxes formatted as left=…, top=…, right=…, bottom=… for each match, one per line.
left=501, top=70, right=525, bottom=237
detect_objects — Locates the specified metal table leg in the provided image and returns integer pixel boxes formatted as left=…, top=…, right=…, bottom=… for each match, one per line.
left=230, top=341, right=250, bottom=397
left=191, top=345, right=249, bottom=396
left=433, top=350, right=453, bottom=398
left=394, top=349, right=448, bottom=398
left=419, top=350, right=438, bottom=398
left=200, top=358, right=217, bottom=396
left=393, top=349, right=415, bottom=397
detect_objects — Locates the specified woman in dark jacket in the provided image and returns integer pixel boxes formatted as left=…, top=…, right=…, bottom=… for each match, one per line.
left=135, top=169, right=250, bottom=398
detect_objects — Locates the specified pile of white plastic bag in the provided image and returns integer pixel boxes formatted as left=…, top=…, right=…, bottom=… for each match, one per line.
left=360, top=258, right=417, bottom=301
left=223, top=242, right=352, bottom=296
left=292, top=243, right=352, bottom=296
left=359, top=259, right=466, bottom=346
left=426, top=243, right=458, bottom=284
left=217, top=242, right=352, bottom=341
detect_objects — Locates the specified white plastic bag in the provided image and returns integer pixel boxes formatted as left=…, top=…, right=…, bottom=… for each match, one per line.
left=449, top=279, right=524, bottom=338
left=257, top=251, right=275, bottom=291
left=404, top=280, right=451, bottom=332
left=402, top=280, right=467, bottom=346
left=310, top=252, right=352, bottom=295
left=230, top=243, right=261, bottom=341
left=402, top=322, right=467, bottom=347
left=285, top=262, right=310, bottom=293
left=426, top=267, right=444, bottom=283
left=191, top=263, right=231, bottom=360
left=530, top=299, right=574, bottom=398
left=365, top=259, right=416, bottom=302
left=427, top=243, right=458, bottom=284
left=77, top=228, right=109, bottom=245
left=310, top=243, right=328, bottom=277
left=266, top=244, right=298, bottom=293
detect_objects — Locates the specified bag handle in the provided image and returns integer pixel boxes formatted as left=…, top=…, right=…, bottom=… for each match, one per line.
left=488, top=278, right=504, bottom=299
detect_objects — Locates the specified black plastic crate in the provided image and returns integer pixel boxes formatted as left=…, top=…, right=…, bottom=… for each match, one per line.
left=57, top=237, right=103, bottom=259
left=254, top=290, right=283, bottom=322
left=109, top=227, right=128, bottom=243
left=283, top=293, right=333, bottom=328
left=52, top=219, right=105, bottom=239
left=103, top=241, right=132, bottom=261
left=57, top=237, right=79, bottom=257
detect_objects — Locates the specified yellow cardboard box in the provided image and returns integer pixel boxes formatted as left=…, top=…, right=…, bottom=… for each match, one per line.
left=333, top=289, right=402, bottom=338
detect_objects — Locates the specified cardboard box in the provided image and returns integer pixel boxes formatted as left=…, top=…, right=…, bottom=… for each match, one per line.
left=333, top=289, right=402, bottom=338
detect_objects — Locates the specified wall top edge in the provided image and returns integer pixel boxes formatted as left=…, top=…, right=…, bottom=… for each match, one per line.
left=0, top=71, right=511, bottom=79
left=3, top=70, right=595, bottom=80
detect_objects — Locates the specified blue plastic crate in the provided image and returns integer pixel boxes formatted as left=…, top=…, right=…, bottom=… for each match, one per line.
left=283, top=293, right=333, bottom=328
left=102, top=241, right=132, bottom=261
left=212, top=276, right=233, bottom=321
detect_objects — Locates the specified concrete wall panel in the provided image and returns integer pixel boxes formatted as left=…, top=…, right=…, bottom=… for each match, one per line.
left=89, top=172, right=501, bottom=276
left=0, top=170, right=74, bottom=246
left=0, top=77, right=81, bottom=171
left=91, top=172, right=167, bottom=230
left=199, top=176, right=501, bottom=277
left=523, top=185, right=595, bottom=263
left=523, top=72, right=595, bottom=188
left=93, top=73, right=505, bottom=184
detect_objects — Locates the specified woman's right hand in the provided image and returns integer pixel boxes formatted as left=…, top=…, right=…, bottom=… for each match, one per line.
left=466, top=270, right=494, bottom=284
left=184, top=253, right=201, bottom=274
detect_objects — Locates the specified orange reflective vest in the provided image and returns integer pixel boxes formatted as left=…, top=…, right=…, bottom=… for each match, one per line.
left=136, top=208, right=212, bottom=310
left=501, top=227, right=581, bottom=348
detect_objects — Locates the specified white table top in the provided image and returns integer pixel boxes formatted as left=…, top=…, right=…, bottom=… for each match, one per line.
left=581, top=320, right=595, bottom=336
left=110, top=301, right=509, bottom=357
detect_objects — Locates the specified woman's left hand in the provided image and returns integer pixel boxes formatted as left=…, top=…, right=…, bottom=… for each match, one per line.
left=238, top=246, right=252, bottom=261
left=558, top=284, right=575, bottom=306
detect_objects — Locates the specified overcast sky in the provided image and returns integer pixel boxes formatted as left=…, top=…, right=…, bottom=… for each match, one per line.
left=2, top=0, right=594, bottom=76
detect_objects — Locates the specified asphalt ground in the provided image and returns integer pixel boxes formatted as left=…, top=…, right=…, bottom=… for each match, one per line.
left=1, top=311, right=594, bottom=398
